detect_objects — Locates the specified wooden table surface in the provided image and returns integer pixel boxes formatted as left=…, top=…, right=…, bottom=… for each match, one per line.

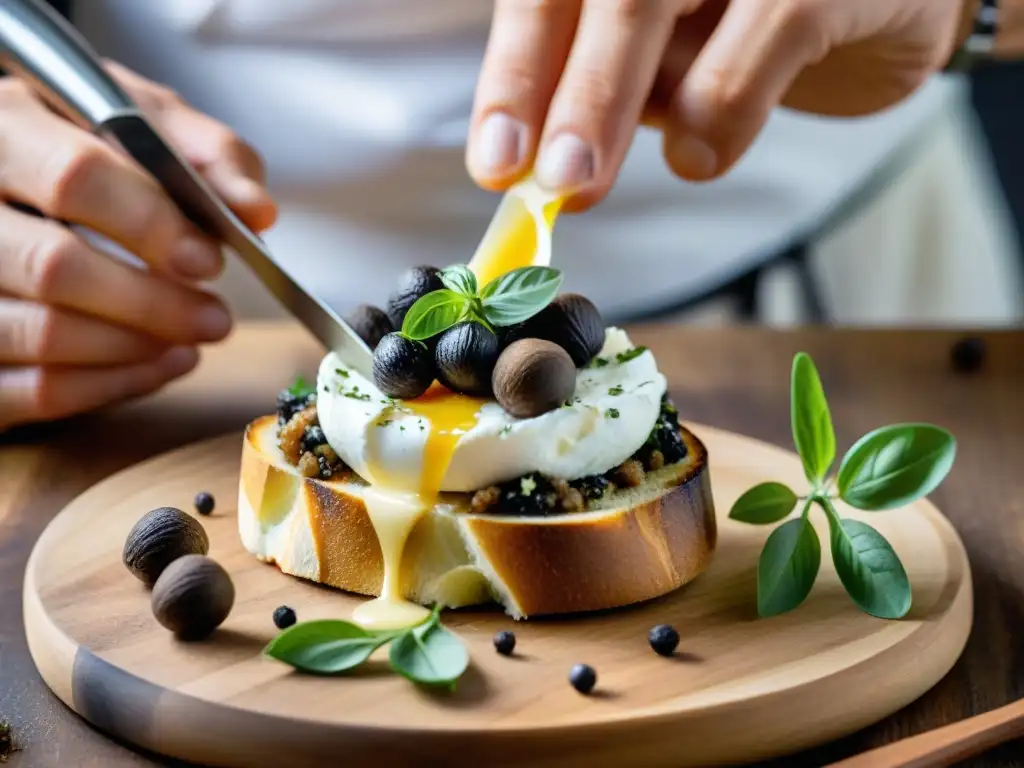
left=1, top=322, right=1022, bottom=768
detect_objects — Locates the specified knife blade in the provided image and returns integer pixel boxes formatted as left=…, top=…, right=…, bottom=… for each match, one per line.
left=0, top=0, right=375, bottom=378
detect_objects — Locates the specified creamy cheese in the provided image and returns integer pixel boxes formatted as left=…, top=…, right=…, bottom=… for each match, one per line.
left=317, top=327, right=667, bottom=491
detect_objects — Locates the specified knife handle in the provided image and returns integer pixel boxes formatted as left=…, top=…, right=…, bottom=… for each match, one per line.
left=0, top=0, right=138, bottom=129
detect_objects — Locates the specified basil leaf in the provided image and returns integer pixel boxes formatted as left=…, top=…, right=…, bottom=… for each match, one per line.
left=837, top=424, right=956, bottom=511
left=287, top=374, right=315, bottom=399
left=388, top=616, right=469, bottom=687
left=401, top=289, right=471, bottom=341
left=821, top=500, right=911, bottom=619
left=480, top=266, right=562, bottom=326
left=757, top=509, right=820, bottom=617
left=729, top=482, right=799, bottom=525
left=263, top=620, right=394, bottom=675
left=439, top=265, right=478, bottom=297
left=791, top=352, right=836, bottom=487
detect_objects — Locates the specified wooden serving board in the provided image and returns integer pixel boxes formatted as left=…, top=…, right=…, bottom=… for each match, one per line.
left=23, top=423, right=972, bottom=768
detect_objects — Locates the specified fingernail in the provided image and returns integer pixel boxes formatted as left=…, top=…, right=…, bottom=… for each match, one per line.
left=668, top=134, right=718, bottom=180
left=536, top=134, right=595, bottom=192
left=171, top=237, right=223, bottom=280
left=159, top=346, right=200, bottom=377
left=194, top=303, right=232, bottom=341
left=223, top=175, right=268, bottom=204
left=474, top=112, right=526, bottom=177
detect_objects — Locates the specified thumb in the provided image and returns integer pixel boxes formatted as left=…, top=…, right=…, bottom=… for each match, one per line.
left=664, top=0, right=827, bottom=181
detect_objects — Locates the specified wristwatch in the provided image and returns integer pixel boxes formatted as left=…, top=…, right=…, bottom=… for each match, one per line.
left=946, top=0, right=999, bottom=71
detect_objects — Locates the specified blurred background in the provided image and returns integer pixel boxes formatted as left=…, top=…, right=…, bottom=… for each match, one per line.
left=67, top=1, right=1024, bottom=329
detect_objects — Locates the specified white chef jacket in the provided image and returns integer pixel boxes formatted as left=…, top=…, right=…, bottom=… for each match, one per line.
left=75, top=0, right=979, bottom=323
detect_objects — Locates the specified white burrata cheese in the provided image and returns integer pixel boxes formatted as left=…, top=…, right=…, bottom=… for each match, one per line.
left=317, top=328, right=667, bottom=492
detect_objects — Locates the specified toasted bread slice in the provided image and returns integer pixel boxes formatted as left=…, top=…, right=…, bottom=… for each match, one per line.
left=239, top=415, right=716, bottom=618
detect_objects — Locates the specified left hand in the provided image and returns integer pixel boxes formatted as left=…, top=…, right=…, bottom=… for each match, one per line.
left=466, top=0, right=968, bottom=211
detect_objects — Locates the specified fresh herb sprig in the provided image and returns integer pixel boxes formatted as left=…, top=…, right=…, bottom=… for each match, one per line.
left=287, top=374, right=316, bottom=399
left=401, top=264, right=562, bottom=341
left=729, top=352, right=956, bottom=620
left=263, top=606, right=469, bottom=689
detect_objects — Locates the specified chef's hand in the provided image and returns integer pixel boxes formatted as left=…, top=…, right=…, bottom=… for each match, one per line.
left=467, top=0, right=968, bottom=210
left=0, top=62, right=276, bottom=431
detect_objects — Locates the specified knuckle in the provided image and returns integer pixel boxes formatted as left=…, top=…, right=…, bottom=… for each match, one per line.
left=782, top=0, right=828, bottom=49
left=18, top=306, right=61, bottom=361
left=26, top=231, right=80, bottom=301
left=563, top=66, right=623, bottom=122
left=593, top=0, right=660, bottom=22
left=46, top=144, right=113, bottom=217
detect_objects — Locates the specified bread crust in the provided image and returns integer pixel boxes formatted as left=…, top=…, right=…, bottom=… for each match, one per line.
left=239, top=414, right=716, bottom=618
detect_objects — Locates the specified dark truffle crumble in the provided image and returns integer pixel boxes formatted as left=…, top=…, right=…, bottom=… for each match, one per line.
left=275, top=388, right=347, bottom=480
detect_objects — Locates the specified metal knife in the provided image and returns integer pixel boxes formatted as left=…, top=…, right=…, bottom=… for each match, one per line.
left=0, top=0, right=375, bottom=378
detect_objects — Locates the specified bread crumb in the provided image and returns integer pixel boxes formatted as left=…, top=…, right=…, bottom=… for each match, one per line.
left=615, top=459, right=645, bottom=488
left=471, top=486, right=501, bottom=514
left=279, top=405, right=318, bottom=464
left=648, top=449, right=665, bottom=471
left=315, top=444, right=339, bottom=465
left=298, top=452, right=319, bottom=478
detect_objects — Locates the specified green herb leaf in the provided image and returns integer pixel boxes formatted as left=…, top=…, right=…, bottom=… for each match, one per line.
left=388, top=614, right=469, bottom=687
left=480, top=266, right=562, bottom=326
left=263, top=620, right=396, bottom=675
left=790, top=352, right=836, bottom=487
left=287, top=375, right=315, bottom=399
left=757, top=509, right=821, bottom=617
left=836, top=424, right=956, bottom=511
left=439, top=265, right=478, bottom=297
left=401, top=289, right=472, bottom=341
left=615, top=347, right=648, bottom=364
left=729, top=482, right=799, bottom=525
left=821, top=500, right=911, bottom=619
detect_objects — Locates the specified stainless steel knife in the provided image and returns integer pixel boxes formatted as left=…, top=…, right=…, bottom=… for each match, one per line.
left=0, top=0, right=376, bottom=378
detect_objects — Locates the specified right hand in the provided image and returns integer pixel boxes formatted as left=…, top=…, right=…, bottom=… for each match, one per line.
left=0, top=62, right=277, bottom=431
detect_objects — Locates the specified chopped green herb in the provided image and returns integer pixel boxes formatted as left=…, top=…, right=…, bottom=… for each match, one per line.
left=335, top=367, right=350, bottom=378
left=500, top=425, right=513, bottom=438
left=520, top=476, right=537, bottom=495
left=322, top=385, right=329, bottom=393
left=638, top=380, right=653, bottom=388
left=376, top=419, right=393, bottom=428
left=608, top=385, right=624, bottom=396
left=400, top=425, right=406, bottom=432
left=344, top=391, right=372, bottom=402
left=605, top=408, right=621, bottom=419
left=588, top=357, right=610, bottom=369
left=615, top=347, right=648, bottom=364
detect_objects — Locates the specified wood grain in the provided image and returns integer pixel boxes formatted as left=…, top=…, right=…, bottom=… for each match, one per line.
left=1, top=323, right=1022, bottom=767
left=23, top=422, right=970, bottom=767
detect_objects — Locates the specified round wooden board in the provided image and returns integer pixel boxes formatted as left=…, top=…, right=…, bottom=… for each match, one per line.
left=24, top=423, right=972, bottom=768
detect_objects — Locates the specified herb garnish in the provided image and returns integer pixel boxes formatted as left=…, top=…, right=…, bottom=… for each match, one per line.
left=729, top=352, right=956, bottom=619
left=288, top=375, right=316, bottom=399
left=588, top=357, right=610, bottom=369
left=264, top=607, right=468, bottom=688
left=335, top=367, right=350, bottom=379
left=605, top=408, right=620, bottom=419
left=401, top=265, right=563, bottom=341
left=615, top=347, right=648, bottom=364
left=608, top=385, right=624, bottom=396
left=500, top=425, right=513, bottom=438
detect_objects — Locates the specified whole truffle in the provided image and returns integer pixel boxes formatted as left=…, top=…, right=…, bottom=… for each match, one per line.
left=151, top=555, right=235, bottom=640
left=493, top=339, right=576, bottom=418
left=386, top=266, right=444, bottom=329
left=435, top=322, right=499, bottom=397
left=344, top=304, right=394, bottom=350
left=123, top=507, right=209, bottom=586
left=373, top=332, right=436, bottom=400
left=522, top=294, right=605, bottom=367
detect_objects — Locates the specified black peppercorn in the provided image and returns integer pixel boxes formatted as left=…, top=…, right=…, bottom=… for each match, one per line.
left=194, top=492, right=215, bottom=516
left=569, top=663, right=597, bottom=694
left=648, top=624, right=680, bottom=656
left=493, top=630, right=516, bottom=656
left=273, top=605, right=297, bottom=629
left=951, top=336, right=986, bottom=374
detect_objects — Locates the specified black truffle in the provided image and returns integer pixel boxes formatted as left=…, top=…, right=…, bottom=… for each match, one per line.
left=373, top=333, right=436, bottom=400
left=435, top=322, right=499, bottom=396
left=386, top=266, right=445, bottom=329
